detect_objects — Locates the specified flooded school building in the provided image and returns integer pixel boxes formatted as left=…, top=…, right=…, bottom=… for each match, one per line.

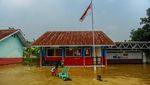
left=32, top=31, right=114, bottom=66
left=33, top=31, right=150, bottom=66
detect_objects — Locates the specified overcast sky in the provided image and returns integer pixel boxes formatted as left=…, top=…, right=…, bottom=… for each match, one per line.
left=0, top=0, right=150, bottom=41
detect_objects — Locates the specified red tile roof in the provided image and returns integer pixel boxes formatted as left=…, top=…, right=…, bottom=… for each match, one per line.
left=32, top=31, right=114, bottom=46
left=0, top=29, right=17, bottom=40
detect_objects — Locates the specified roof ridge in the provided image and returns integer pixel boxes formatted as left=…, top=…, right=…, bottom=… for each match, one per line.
left=46, top=30, right=102, bottom=32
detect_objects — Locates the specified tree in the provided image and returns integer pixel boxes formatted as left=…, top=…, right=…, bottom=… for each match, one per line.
left=23, top=47, right=40, bottom=65
left=130, top=8, right=150, bottom=41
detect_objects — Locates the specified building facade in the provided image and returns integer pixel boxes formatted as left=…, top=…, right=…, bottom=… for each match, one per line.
left=32, top=31, right=114, bottom=66
left=107, top=42, right=150, bottom=64
left=0, top=29, right=28, bottom=65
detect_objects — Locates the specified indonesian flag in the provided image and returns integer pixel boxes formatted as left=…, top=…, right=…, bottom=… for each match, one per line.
left=80, top=3, right=91, bottom=22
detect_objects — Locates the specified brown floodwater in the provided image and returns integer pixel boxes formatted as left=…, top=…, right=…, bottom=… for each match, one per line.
left=98, top=64, right=150, bottom=85
left=0, top=64, right=150, bottom=85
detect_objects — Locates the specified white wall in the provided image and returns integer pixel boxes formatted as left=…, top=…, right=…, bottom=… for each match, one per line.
left=107, top=51, right=142, bottom=59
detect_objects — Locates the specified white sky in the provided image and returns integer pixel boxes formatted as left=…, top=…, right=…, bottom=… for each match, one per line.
left=0, top=0, right=150, bottom=41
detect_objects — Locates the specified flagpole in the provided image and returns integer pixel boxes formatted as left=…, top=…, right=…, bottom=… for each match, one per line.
left=91, top=0, right=96, bottom=73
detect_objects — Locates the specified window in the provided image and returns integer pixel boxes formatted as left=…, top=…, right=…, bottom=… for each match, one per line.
left=113, top=55, right=121, bottom=59
left=113, top=56, right=117, bottom=58
left=85, top=48, right=91, bottom=56
left=11, top=34, right=16, bottom=38
left=47, top=48, right=62, bottom=56
left=47, top=48, right=54, bottom=56
left=112, top=54, right=128, bottom=59
left=55, top=49, right=62, bottom=56
left=66, top=48, right=74, bottom=56
left=123, top=53, right=128, bottom=58
left=74, top=48, right=81, bottom=56
left=123, top=53, right=128, bottom=56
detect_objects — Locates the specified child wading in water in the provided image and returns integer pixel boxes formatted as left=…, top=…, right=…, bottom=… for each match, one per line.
left=51, top=67, right=57, bottom=76
left=51, top=62, right=59, bottom=76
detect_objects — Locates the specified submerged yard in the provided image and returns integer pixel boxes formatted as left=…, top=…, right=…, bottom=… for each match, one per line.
left=0, top=64, right=150, bottom=85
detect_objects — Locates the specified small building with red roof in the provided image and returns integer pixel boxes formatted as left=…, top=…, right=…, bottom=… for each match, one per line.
left=32, top=31, right=114, bottom=66
left=0, top=29, right=28, bottom=65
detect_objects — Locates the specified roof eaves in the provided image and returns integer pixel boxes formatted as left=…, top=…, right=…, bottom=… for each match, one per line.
left=16, top=29, right=29, bottom=47
left=0, top=30, right=19, bottom=42
left=0, top=29, right=29, bottom=47
left=32, top=44, right=114, bottom=47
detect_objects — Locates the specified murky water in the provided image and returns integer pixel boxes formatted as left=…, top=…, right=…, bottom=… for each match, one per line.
left=98, top=64, right=150, bottom=84
left=0, top=64, right=150, bottom=85
left=70, top=64, right=150, bottom=85
left=102, top=64, right=150, bottom=76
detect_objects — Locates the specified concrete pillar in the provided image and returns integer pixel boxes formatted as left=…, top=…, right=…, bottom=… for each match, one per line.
left=101, top=46, right=108, bottom=66
left=104, top=49, right=108, bottom=67
left=62, top=47, right=65, bottom=65
left=82, top=47, right=85, bottom=57
left=40, top=47, right=43, bottom=67
left=62, top=47, right=65, bottom=57
left=44, top=47, right=46, bottom=57
left=82, top=47, right=85, bottom=66
left=142, top=52, right=147, bottom=64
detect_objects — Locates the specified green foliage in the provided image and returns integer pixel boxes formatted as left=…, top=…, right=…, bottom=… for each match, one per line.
left=130, top=8, right=150, bottom=60
left=23, top=47, right=40, bottom=58
left=130, top=8, right=150, bottom=41
left=23, top=47, right=40, bottom=66
left=140, top=8, right=150, bottom=25
left=130, top=27, right=150, bottom=41
left=22, top=60, right=30, bottom=65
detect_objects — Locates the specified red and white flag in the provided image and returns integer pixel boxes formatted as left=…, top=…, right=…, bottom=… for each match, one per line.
left=80, top=3, right=92, bottom=22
